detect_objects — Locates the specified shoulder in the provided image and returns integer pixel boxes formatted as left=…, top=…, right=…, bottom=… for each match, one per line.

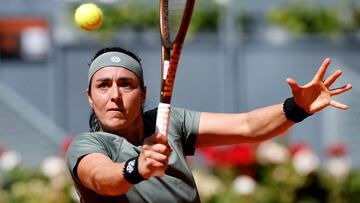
left=143, top=107, right=200, bottom=126
left=66, top=132, right=133, bottom=174
left=142, top=107, right=200, bottom=136
left=70, top=132, right=124, bottom=147
left=143, top=107, right=199, bottom=119
left=66, top=132, right=126, bottom=163
left=170, top=107, right=201, bottom=123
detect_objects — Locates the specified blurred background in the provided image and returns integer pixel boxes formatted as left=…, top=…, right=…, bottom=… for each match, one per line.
left=0, top=0, right=359, bottom=202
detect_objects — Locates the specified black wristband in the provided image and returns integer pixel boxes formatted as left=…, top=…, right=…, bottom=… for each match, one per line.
left=122, top=156, right=146, bottom=184
left=283, top=97, right=313, bottom=123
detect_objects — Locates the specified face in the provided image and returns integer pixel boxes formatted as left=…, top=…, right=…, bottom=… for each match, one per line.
left=87, top=67, right=146, bottom=133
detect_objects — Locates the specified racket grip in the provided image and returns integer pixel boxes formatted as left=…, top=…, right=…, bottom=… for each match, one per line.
left=153, top=103, right=170, bottom=177
left=155, top=103, right=171, bottom=137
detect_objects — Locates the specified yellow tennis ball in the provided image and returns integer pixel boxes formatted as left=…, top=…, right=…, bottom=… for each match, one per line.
left=74, top=3, right=103, bottom=31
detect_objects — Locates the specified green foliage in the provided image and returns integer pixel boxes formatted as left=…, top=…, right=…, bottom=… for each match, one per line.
left=196, top=163, right=360, bottom=203
left=339, top=171, right=360, bottom=202
left=70, top=1, right=220, bottom=39
left=194, top=141, right=360, bottom=203
left=0, top=166, right=77, bottom=203
left=266, top=2, right=343, bottom=38
left=189, top=7, right=219, bottom=34
left=70, top=1, right=252, bottom=40
left=353, top=9, right=360, bottom=29
left=1, top=154, right=360, bottom=202
left=265, top=1, right=360, bottom=40
left=99, top=3, right=159, bottom=32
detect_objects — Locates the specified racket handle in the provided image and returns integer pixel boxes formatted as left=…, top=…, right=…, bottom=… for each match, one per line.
left=155, top=103, right=171, bottom=137
left=153, top=103, right=171, bottom=177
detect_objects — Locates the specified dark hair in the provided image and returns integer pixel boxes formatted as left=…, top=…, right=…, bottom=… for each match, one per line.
left=89, top=109, right=101, bottom=132
left=88, top=47, right=144, bottom=132
left=90, top=47, right=142, bottom=66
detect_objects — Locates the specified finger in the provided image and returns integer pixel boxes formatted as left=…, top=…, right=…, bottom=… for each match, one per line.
left=138, top=159, right=168, bottom=179
left=141, top=145, right=168, bottom=163
left=144, top=132, right=169, bottom=145
left=314, top=58, right=331, bottom=82
left=153, top=133, right=169, bottom=144
left=153, top=134, right=173, bottom=151
left=147, top=158, right=168, bottom=169
left=151, top=143, right=171, bottom=156
left=330, top=100, right=349, bottom=110
left=149, top=163, right=168, bottom=175
left=143, top=150, right=169, bottom=163
left=330, top=84, right=352, bottom=96
left=324, top=70, right=342, bottom=88
left=286, top=78, right=301, bottom=94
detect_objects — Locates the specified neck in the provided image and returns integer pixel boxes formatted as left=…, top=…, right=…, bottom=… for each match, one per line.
left=101, top=114, right=145, bottom=146
left=122, top=118, right=145, bottom=146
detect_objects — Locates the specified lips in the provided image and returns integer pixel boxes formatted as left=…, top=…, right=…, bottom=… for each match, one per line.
left=108, top=108, right=124, bottom=112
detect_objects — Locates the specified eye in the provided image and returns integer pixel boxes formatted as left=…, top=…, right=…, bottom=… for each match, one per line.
left=118, top=80, right=139, bottom=92
left=120, top=81, right=133, bottom=90
left=121, top=81, right=131, bottom=87
left=98, top=82, right=110, bottom=89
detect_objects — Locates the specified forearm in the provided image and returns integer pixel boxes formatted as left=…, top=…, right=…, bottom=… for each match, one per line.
left=88, top=163, right=132, bottom=196
left=197, top=104, right=295, bottom=147
left=245, top=103, right=294, bottom=141
left=77, top=153, right=132, bottom=196
left=78, top=141, right=169, bottom=196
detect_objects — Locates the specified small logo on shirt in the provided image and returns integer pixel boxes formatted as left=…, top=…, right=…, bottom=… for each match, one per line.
left=111, top=56, right=121, bottom=63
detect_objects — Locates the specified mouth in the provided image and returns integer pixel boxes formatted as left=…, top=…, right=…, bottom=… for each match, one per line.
left=108, top=108, right=124, bottom=112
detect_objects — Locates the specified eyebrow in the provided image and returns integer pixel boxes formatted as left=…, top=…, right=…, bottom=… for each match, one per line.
left=95, top=76, right=136, bottom=83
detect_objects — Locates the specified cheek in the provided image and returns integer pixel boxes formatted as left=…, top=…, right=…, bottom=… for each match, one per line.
left=126, top=92, right=143, bottom=109
left=91, top=93, right=108, bottom=110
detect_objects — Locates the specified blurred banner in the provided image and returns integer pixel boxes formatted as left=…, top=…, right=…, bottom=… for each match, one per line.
left=0, top=17, right=50, bottom=62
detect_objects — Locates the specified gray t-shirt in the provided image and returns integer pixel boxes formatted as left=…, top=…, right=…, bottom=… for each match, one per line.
left=66, top=108, right=201, bottom=203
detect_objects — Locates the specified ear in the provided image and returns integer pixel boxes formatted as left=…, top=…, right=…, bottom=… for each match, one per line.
left=87, top=89, right=94, bottom=108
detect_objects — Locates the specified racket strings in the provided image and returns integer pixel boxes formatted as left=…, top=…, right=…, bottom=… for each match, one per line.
left=167, top=0, right=186, bottom=43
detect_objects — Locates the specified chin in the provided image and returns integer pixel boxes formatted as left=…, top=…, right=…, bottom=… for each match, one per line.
left=107, top=120, right=129, bottom=130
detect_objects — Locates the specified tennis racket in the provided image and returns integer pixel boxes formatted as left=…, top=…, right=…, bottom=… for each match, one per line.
left=155, top=0, right=195, bottom=138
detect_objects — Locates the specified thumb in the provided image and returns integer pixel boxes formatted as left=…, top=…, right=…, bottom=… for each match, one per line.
left=286, top=78, right=301, bottom=94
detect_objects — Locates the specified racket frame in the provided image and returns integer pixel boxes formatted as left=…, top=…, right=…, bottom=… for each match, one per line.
left=159, top=0, right=195, bottom=104
left=154, top=0, right=195, bottom=177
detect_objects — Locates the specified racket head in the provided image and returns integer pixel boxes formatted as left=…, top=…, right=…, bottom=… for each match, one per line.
left=159, top=0, right=195, bottom=104
left=160, top=0, right=195, bottom=49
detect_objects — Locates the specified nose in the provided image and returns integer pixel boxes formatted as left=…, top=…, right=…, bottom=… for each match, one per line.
left=110, top=84, right=121, bottom=102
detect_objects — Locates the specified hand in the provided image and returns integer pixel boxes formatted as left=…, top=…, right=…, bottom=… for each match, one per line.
left=286, top=58, right=352, bottom=114
left=138, top=133, right=172, bottom=179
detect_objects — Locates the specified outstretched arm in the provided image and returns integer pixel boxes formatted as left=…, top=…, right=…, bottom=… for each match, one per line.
left=196, top=104, right=292, bottom=147
left=196, top=58, right=352, bottom=148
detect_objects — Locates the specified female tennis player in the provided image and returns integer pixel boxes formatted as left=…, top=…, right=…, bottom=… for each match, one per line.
left=66, top=47, right=352, bottom=203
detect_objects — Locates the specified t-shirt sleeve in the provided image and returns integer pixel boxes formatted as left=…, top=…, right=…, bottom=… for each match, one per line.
left=170, top=108, right=201, bottom=156
left=65, top=133, right=112, bottom=182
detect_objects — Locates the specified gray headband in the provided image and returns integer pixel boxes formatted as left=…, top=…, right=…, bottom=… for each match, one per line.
left=88, top=51, right=143, bottom=86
